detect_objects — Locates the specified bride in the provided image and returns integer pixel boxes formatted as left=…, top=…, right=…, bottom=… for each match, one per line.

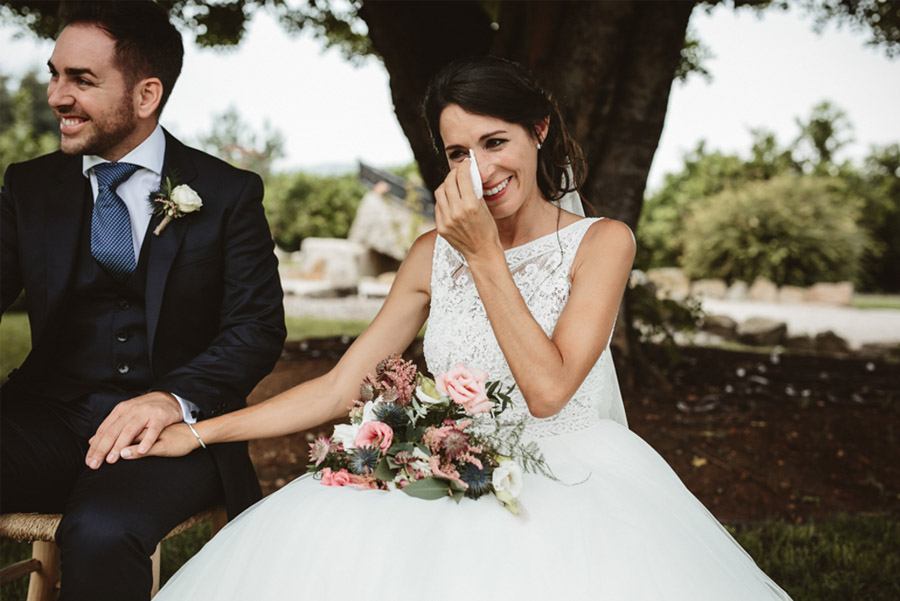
left=128, top=57, right=792, bottom=600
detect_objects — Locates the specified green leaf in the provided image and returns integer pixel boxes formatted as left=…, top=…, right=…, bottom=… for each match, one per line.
left=402, top=477, right=450, bottom=500
left=374, top=458, right=395, bottom=482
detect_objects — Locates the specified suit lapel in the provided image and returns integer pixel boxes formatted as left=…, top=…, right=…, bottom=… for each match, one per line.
left=43, top=156, right=89, bottom=337
left=145, top=130, right=198, bottom=359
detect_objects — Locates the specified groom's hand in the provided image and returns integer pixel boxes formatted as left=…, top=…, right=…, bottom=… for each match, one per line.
left=85, top=392, right=183, bottom=469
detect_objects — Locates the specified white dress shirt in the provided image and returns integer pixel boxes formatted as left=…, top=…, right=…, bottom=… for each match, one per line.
left=82, top=124, right=199, bottom=424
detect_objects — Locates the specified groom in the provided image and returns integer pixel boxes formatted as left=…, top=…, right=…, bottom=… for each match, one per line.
left=0, top=2, right=285, bottom=599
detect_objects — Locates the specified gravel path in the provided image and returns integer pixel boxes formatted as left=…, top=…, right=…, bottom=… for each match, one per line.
left=701, top=299, right=900, bottom=348
left=284, top=295, right=385, bottom=321
left=283, top=293, right=900, bottom=348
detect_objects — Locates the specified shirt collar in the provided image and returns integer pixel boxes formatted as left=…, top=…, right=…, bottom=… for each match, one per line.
left=82, top=123, right=166, bottom=178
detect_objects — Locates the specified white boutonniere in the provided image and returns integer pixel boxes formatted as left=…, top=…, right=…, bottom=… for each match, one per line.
left=149, top=176, right=203, bottom=236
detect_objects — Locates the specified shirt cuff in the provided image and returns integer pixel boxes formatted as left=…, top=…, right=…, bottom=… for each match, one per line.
left=172, top=394, right=200, bottom=424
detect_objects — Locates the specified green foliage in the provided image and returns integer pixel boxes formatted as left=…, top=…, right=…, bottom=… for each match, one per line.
left=1, top=0, right=373, bottom=59
left=846, top=144, right=900, bottom=292
left=264, top=171, right=365, bottom=251
left=681, top=175, right=869, bottom=286
left=640, top=102, right=898, bottom=291
left=638, top=141, right=753, bottom=269
left=0, top=71, right=58, bottom=181
left=792, top=101, right=853, bottom=172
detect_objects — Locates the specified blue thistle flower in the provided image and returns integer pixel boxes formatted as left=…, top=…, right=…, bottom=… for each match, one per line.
left=349, top=446, right=381, bottom=475
left=459, top=462, right=493, bottom=499
left=374, top=402, right=409, bottom=433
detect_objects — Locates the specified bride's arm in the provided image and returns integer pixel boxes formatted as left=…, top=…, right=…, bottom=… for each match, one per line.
left=122, top=231, right=436, bottom=459
left=437, top=161, right=634, bottom=419
left=467, top=219, right=634, bottom=418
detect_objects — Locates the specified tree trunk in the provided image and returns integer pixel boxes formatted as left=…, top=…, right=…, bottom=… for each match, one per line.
left=360, top=0, right=695, bottom=230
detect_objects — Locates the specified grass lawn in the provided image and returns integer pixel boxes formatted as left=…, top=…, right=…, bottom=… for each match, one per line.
left=1, top=513, right=897, bottom=599
left=852, top=293, right=900, bottom=310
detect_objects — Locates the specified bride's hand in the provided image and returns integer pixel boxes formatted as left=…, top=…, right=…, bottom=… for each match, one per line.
left=120, top=423, right=200, bottom=459
left=435, top=159, right=503, bottom=262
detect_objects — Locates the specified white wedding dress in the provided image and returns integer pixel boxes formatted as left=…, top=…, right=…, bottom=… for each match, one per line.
left=157, top=218, right=792, bottom=600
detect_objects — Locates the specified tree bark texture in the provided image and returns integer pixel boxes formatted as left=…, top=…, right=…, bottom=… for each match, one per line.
left=360, top=0, right=696, bottom=230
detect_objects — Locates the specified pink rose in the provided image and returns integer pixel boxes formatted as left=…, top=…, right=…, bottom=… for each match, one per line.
left=348, top=474, right=379, bottom=490
left=435, top=365, right=492, bottom=415
left=354, top=421, right=394, bottom=453
left=320, top=468, right=352, bottom=487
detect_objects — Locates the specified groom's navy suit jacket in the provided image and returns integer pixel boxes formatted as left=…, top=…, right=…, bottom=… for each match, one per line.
left=0, top=130, right=287, bottom=518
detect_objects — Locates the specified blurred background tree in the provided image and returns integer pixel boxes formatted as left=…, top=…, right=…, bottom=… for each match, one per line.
left=0, top=70, right=57, bottom=183
left=4, top=0, right=896, bottom=233
left=263, top=171, right=364, bottom=251
left=637, top=102, right=899, bottom=292
left=197, top=106, right=285, bottom=180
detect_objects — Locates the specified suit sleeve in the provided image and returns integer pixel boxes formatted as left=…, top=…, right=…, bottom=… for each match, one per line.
left=151, top=173, right=287, bottom=416
left=1, top=165, right=24, bottom=317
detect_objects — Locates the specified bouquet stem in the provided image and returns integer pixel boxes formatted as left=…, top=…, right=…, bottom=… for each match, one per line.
left=153, top=215, right=173, bottom=236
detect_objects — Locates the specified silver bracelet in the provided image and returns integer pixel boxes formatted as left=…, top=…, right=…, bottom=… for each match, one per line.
left=187, top=422, right=207, bottom=449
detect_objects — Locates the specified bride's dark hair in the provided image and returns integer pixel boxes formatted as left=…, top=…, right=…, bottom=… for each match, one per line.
left=422, top=56, right=586, bottom=203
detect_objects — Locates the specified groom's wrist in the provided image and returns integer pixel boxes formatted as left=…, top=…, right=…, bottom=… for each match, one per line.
left=152, top=390, right=185, bottom=423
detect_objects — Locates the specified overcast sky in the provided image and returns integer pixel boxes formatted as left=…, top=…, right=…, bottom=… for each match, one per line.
left=1, top=4, right=897, bottom=192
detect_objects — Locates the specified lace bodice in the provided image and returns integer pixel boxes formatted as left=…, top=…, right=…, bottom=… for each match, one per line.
left=423, top=218, right=627, bottom=440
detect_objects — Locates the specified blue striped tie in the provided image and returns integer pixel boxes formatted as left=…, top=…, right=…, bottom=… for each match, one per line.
left=91, top=162, right=141, bottom=279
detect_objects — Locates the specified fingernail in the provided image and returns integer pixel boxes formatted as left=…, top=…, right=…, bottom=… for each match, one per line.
left=121, top=449, right=131, bottom=459
left=107, top=453, right=116, bottom=462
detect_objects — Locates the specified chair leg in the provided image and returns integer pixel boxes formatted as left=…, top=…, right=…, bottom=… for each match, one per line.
left=150, top=544, right=162, bottom=598
left=26, top=541, right=59, bottom=601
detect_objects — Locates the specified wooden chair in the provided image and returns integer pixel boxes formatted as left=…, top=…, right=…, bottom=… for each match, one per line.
left=0, top=507, right=227, bottom=600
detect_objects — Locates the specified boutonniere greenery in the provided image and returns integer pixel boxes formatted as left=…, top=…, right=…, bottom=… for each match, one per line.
left=148, top=175, right=203, bottom=236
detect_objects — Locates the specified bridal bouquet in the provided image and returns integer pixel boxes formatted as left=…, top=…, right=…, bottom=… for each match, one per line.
left=307, top=355, right=552, bottom=514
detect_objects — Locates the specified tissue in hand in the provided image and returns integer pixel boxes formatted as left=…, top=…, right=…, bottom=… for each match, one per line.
left=468, top=149, right=483, bottom=199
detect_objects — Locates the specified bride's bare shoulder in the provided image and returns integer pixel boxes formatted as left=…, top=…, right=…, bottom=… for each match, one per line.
left=584, top=218, right=635, bottom=253
left=574, top=218, right=635, bottom=275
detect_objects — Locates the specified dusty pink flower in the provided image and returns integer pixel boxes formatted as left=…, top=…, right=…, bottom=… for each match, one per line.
left=435, top=364, right=492, bottom=415
left=348, top=474, right=379, bottom=489
left=354, top=421, right=394, bottom=453
left=429, top=455, right=467, bottom=490
left=320, top=468, right=352, bottom=487
left=361, top=354, right=418, bottom=405
left=308, top=436, right=333, bottom=467
left=423, top=423, right=471, bottom=460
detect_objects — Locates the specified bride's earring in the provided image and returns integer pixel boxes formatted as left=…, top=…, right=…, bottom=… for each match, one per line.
left=537, top=141, right=543, bottom=150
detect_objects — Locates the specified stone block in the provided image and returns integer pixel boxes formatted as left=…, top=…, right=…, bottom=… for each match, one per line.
left=646, top=268, right=690, bottom=300
left=806, top=282, right=854, bottom=306
left=785, top=334, right=815, bottom=352
left=725, top=280, right=749, bottom=301
left=737, top=317, right=787, bottom=346
left=699, top=314, right=738, bottom=339
left=295, top=238, right=378, bottom=289
left=691, top=279, right=728, bottom=299
left=814, top=330, right=850, bottom=354
left=748, top=277, right=779, bottom=302
left=778, top=286, right=806, bottom=304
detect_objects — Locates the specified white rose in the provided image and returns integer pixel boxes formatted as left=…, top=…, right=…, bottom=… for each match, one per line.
left=331, top=423, right=360, bottom=450
left=492, top=459, right=523, bottom=499
left=415, top=385, right=447, bottom=406
left=171, top=185, right=203, bottom=213
left=361, top=400, right=378, bottom=424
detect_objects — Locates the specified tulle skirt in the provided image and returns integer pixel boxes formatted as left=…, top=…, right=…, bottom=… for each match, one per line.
left=157, top=420, right=792, bottom=600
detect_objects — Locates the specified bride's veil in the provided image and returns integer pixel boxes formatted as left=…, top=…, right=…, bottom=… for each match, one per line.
left=557, top=170, right=629, bottom=428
